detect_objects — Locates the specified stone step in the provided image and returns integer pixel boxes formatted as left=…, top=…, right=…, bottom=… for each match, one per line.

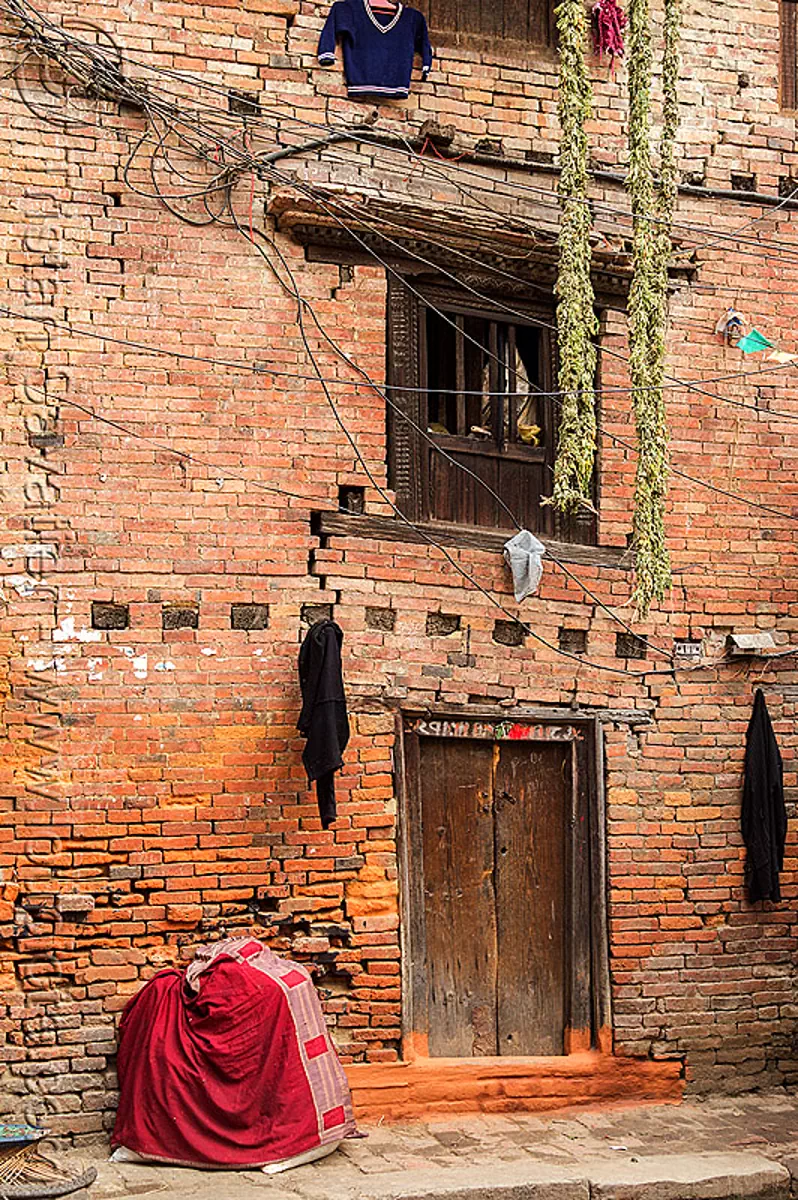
left=323, top=1153, right=791, bottom=1200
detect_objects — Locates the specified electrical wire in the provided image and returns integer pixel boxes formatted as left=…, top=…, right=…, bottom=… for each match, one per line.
left=8, top=5, right=798, bottom=670
left=297, top=137, right=798, bottom=267
left=6, top=14, right=798, bottom=577
left=4, top=301, right=797, bottom=405
left=5, top=303, right=798, bottom=532
left=226, top=189, right=677, bottom=664
left=18, top=26, right=789, bottom=448
left=0, top=30, right=672, bottom=678
left=21, top=383, right=351, bottom=508
left=21, top=371, right=657, bottom=679
left=5, top=42, right=678, bottom=668
left=225, top=192, right=665, bottom=677
left=7, top=2, right=798, bottom=671
left=240, top=165, right=798, bottom=528
left=8, top=9, right=798, bottom=413
left=7, top=0, right=798, bottom=262
left=258, top=170, right=798, bottom=431
left=12, top=297, right=788, bottom=668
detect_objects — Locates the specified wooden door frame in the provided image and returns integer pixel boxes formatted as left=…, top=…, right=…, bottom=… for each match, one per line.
left=395, top=709, right=611, bottom=1061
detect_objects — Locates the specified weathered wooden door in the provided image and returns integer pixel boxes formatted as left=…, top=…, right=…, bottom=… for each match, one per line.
left=401, top=719, right=600, bottom=1058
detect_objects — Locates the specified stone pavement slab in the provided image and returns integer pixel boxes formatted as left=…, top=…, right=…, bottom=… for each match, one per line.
left=61, top=1094, right=798, bottom=1200
left=587, top=1154, right=790, bottom=1200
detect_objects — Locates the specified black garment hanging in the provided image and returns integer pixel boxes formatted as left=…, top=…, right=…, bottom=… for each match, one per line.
left=297, top=620, right=350, bottom=829
left=741, top=688, right=787, bottom=903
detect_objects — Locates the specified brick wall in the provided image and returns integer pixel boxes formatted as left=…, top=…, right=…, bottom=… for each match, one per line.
left=1, top=0, right=797, bottom=1135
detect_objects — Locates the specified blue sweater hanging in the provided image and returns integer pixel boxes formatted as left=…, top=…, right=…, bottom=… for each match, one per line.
left=318, top=0, right=432, bottom=100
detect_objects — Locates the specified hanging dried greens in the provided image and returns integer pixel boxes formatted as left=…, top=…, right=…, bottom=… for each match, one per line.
left=627, top=0, right=681, bottom=615
left=551, top=0, right=598, bottom=514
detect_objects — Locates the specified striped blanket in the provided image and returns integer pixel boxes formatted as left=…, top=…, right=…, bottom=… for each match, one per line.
left=112, top=937, right=358, bottom=1168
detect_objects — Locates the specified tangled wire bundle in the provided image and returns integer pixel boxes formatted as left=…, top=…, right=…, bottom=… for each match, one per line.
left=4, top=0, right=283, bottom=227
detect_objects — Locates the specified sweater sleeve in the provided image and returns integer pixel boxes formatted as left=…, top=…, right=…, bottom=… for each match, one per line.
left=415, top=11, right=432, bottom=78
left=318, top=2, right=352, bottom=64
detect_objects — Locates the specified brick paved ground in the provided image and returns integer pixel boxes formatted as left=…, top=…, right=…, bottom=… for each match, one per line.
left=59, top=1092, right=798, bottom=1200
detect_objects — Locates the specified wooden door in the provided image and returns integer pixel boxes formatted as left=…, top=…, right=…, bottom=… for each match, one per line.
left=417, top=736, right=570, bottom=1057
left=420, top=739, right=498, bottom=1055
left=493, top=742, right=567, bottom=1055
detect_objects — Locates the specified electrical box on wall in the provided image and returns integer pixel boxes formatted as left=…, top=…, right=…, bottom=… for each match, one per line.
left=674, top=639, right=702, bottom=659
left=727, top=632, right=777, bottom=657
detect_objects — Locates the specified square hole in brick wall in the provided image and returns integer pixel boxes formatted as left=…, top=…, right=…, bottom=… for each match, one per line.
left=91, top=602, right=129, bottom=630
left=731, top=172, right=757, bottom=193
left=492, top=619, right=526, bottom=646
left=338, top=485, right=365, bottom=514
left=426, top=612, right=461, bottom=637
left=231, top=603, right=269, bottom=630
left=228, top=88, right=261, bottom=117
left=615, top=631, right=647, bottom=659
left=365, top=606, right=395, bottom=631
left=301, top=603, right=333, bottom=626
left=559, top=628, right=587, bottom=654
left=162, top=604, right=199, bottom=630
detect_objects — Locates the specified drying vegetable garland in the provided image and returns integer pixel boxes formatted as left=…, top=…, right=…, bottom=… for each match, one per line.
left=552, top=0, right=680, bottom=616
left=551, top=0, right=598, bottom=514
left=627, top=0, right=681, bottom=615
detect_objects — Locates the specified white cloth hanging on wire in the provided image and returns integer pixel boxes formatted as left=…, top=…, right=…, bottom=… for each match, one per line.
left=503, top=530, right=546, bottom=603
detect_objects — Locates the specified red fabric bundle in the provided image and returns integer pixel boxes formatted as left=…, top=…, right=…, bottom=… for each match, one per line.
left=592, top=0, right=627, bottom=65
left=112, top=938, right=357, bottom=1168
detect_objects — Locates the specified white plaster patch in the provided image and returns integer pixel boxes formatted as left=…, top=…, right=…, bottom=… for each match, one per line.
left=253, top=649, right=263, bottom=657
left=200, top=647, right=217, bottom=657
left=134, top=715, right=143, bottom=722
left=87, top=657, right=104, bottom=681
left=132, top=655, right=148, bottom=679
left=120, top=647, right=135, bottom=659
left=27, top=657, right=66, bottom=673
left=1, top=543, right=58, bottom=562
left=154, top=660, right=176, bottom=672
left=52, top=616, right=101, bottom=644
left=6, top=575, right=42, bottom=598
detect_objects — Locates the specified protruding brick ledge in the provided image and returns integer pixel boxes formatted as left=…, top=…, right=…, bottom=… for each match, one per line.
left=345, top=1052, right=684, bottom=1123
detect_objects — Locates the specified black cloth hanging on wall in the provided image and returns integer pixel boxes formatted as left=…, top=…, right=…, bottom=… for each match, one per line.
left=741, top=688, right=787, bottom=903
left=297, top=620, right=350, bottom=829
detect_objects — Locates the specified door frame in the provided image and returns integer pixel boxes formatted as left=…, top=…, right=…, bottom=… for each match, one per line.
left=395, top=708, right=611, bottom=1060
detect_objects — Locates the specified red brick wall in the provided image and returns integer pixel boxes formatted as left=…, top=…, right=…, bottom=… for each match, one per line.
left=1, top=0, right=797, bottom=1135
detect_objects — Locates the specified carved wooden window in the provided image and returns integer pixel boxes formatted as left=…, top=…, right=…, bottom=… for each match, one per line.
left=387, top=279, right=597, bottom=544
left=416, top=0, right=555, bottom=44
left=782, top=0, right=798, bottom=110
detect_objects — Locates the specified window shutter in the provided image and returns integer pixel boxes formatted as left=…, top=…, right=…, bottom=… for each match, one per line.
left=387, top=278, right=424, bottom=521
left=419, top=0, right=555, bottom=44
left=525, top=0, right=554, bottom=46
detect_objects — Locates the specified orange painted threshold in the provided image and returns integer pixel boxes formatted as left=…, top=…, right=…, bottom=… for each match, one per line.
left=345, top=1052, right=684, bottom=1123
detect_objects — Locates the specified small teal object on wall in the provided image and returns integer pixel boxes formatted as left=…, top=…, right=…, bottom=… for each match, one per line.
left=0, top=1124, right=47, bottom=1144
left=737, top=328, right=774, bottom=353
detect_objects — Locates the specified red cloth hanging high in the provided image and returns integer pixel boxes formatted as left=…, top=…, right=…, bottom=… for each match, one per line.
left=592, top=0, right=627, bottom=65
